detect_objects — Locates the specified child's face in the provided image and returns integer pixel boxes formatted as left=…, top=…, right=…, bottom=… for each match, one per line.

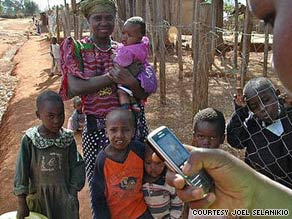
left=192, top=121, right=224, bottom=149
left=37, top=101, right=64, bottom=135
left=121, top=23, right=143, bottom=46
left=245, top=88, right=280, bottom=123
left=105, top=117, right=134, bottom=150
left=51, top=38, right=57, bottom=44
left=144, top=152, right=165, bottom=178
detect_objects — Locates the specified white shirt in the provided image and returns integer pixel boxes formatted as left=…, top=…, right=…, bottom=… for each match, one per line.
left=51, top=44, right=60, bottom=59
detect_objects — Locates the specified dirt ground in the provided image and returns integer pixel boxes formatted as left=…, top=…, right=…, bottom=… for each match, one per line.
left=0, top=18, right=280, bottom=218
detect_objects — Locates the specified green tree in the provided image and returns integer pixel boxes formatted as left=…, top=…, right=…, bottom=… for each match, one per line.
left=2, top=0, right=24, bottom=14
left=24, top=0, right=38, bottom=15
left=224, top=0, right=235, bottom=15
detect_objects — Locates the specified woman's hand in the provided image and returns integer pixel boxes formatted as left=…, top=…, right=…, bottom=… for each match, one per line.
left=109, top=64, right=136, bottom=87
left=127, top=62, right=143, bottom=77
left=109, top=63, right=149, bottom=100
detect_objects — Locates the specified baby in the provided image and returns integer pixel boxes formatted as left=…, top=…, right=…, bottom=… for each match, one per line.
left=114, top=16, right=149, bottom=112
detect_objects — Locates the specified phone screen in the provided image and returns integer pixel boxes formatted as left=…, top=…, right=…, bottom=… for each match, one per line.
left=153, top=130, right=190, bottom=167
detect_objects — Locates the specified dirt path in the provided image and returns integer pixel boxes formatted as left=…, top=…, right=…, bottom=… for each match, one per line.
left=0, top=35, right=91, bottom=218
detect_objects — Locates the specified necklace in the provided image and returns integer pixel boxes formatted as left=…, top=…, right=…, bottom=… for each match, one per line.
left=93, top=43, right=112, bottom=52
left=91, top=38, right=112, bottom=53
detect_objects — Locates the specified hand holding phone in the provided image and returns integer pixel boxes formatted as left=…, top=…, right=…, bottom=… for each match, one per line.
left=147, top=126, right=213, bottom=193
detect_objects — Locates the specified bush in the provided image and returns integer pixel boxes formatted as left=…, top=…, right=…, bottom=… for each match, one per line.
left=0, top=13, right=24, bottom=18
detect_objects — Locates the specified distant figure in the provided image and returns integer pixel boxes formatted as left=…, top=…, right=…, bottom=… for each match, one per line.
left=36, top=20, right=41, bottom=35
left=13, top=90, right=85, bottom=219
left=67, top=97, right=86, bottom=132
left=32, top=15, right=36, bottom=23
left=50, top=37, right=61, bottom=76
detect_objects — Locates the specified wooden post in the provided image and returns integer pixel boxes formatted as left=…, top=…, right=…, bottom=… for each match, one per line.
left=113, top=0, right=126, bottom=41
left=135, top=0, right=143, bottom=17
left=192, top=1, right=211, bottom=114
left=61, top=11, right=67, bottom=37
left=78, top=16, right=84, bottom=40
left=56, top=6, right=60, bottom=42
left=192, top=0, right=201, bottom=113
left=116, top=0, right=126, bottom=21
left=158, top=0, right=166, bottom=105
left=177, top=0, right=183, bottom=80
left=132, top=0, right=136, bottom=16
left=198, top=3, right=211, bottom=110
left=233, top=0, right=239, bottom=69
left=170, top=0, right=178, bottom=26
left=147, top=0, right=158, bottom=72
left=216, top=0, right=224, bottom=55
left=71, top=0, right=78, bottom=38
left=164, top=0, right=170, bottom=22
left=210, top=0, right=217, bottom=64
left=62, top=3, right=71, bottom=37
left=240, top=6, right=253, bottom=88
left=125, top=0, right=132, bottom=19
left=263, top=24, right=270, bottom=77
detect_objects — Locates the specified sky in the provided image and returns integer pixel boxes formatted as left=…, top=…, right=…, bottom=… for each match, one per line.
left=32, top=0, right=69, bottom=11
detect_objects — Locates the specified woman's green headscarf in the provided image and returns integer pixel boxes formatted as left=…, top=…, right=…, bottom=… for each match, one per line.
left=80, top=0, right=117, bottom=18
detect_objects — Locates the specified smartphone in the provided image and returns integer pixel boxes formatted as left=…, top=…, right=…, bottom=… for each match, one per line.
left=147, top=126, right=213, bottom=193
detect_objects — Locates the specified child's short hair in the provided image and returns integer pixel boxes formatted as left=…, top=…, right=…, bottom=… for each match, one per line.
left=125, top=16, right=146, bottom=36
left=73, top=96, right=82, bottom=107
left=106, top=108, right=135, bottom=128
left=243, top=77, right=275, bottom=98
left=145, top=143, right=154, bottom=157
left=193, top=108, right=225, bottom=136
left=51, top=37, right=57, bottom=43
left=36, top=90, right=63, bottom=110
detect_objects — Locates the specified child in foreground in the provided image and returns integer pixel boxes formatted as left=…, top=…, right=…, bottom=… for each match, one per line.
left=113, top=16, right=149, bottom=112
left=227, top=77, right=292, bottom=189
left=67, top=96, right=86, bottom=132
left=142, top=145, right=183, bottom=219
left=91, top=108, right=153, bottom=219
left=191, top=107, right=225, bottom=149
left=14, top=90, right=85, bottom=219
left=190, top=107, right=231, bottom=219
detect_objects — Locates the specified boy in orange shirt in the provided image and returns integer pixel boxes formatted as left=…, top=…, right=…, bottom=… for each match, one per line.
left=91, top=108, right=153, bottom=219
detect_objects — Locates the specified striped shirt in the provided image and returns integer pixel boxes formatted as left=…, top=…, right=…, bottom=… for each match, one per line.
left=60, top=37, right=119, bottom=117
left=142, top=179, right=183, bottom=219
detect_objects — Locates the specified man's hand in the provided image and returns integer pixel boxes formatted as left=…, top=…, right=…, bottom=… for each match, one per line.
left=165, top=148, right=255, bottom=210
